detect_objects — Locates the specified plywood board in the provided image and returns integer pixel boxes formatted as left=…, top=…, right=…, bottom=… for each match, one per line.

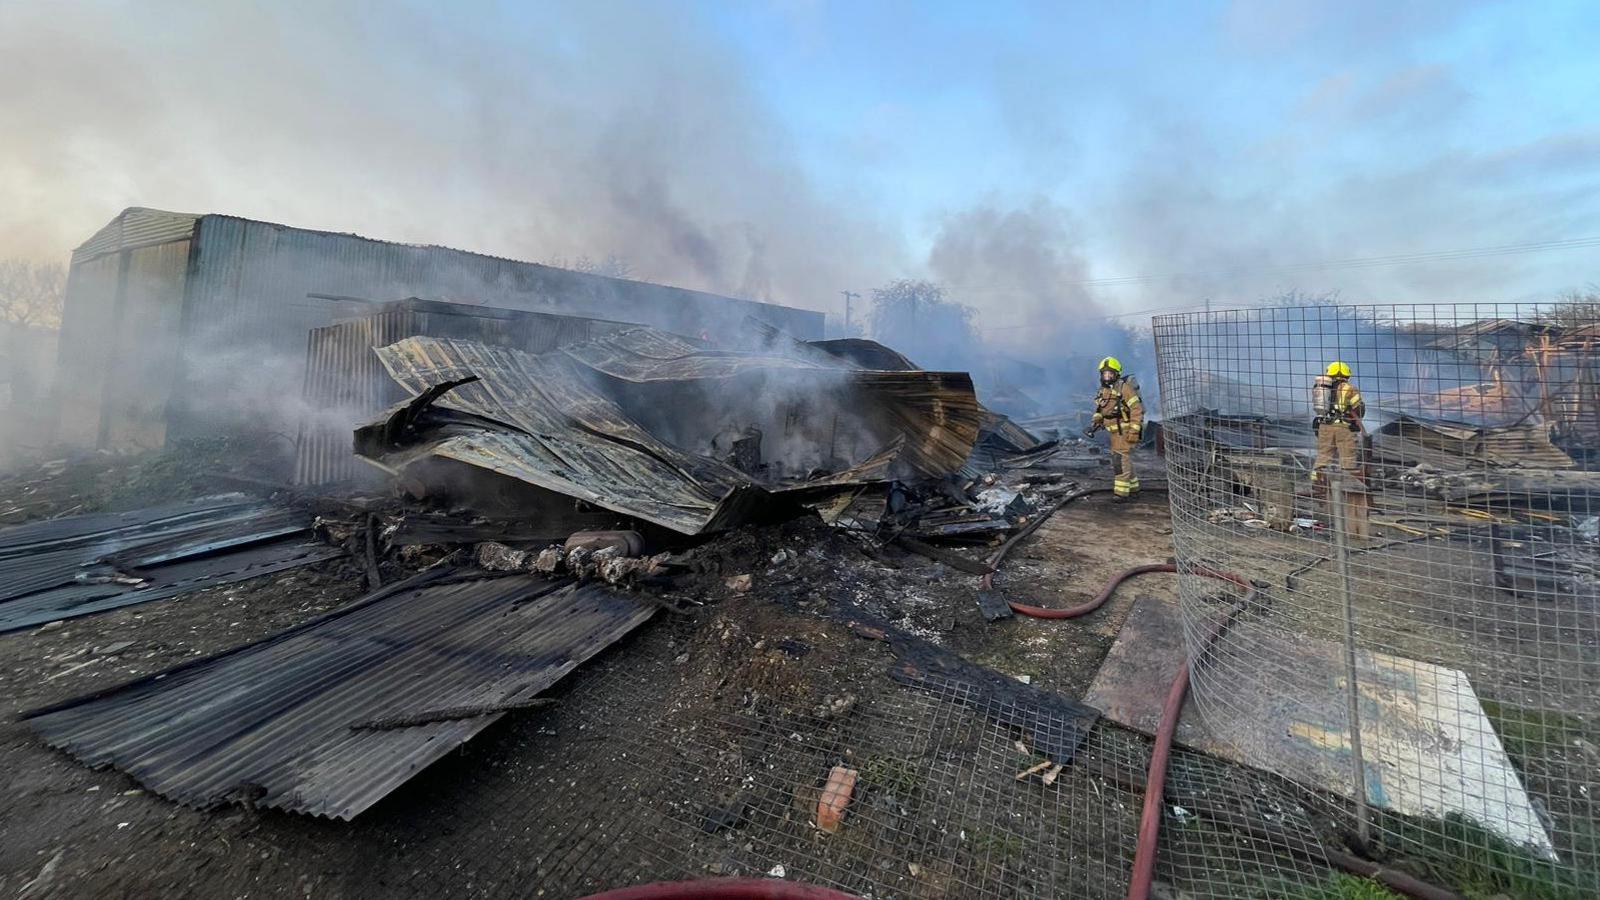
left=1086, top=594, right=1555, bottom=858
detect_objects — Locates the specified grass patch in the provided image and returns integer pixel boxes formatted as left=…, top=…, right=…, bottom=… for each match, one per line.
left=1480, top=699, right=1592, bottom=769
left=1273, top=872, right=1403, bottom=900
left=966, top=829, right=1027, bottom=861
left=1374, top=812, right=1598, bottom=900
left=859, top=755, right=922, bottom=796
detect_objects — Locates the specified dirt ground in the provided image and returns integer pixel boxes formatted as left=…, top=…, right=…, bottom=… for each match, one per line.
left=0, top=447, right=1187, bottom=899
left=0, top=442, right=1591, bottom=898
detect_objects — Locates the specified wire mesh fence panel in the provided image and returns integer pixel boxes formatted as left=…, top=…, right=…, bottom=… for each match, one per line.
left=312, top=595, right=1347, bottom=900
left=1154, top=303, right=1600, bottom=898
left=524, top=615, right=1152, bottom=900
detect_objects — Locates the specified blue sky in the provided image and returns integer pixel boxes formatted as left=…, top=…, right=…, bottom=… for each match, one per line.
left=696, top=1, right=1600, bottom=315
left=1, top=0, right=1597, bottom=329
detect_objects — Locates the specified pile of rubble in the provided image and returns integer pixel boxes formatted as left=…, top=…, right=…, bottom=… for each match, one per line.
left=8, top=318, right=1086, bottom=827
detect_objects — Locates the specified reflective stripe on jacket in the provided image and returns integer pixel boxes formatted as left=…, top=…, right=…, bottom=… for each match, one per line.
left=1094, top=377, right=1144, bottom=428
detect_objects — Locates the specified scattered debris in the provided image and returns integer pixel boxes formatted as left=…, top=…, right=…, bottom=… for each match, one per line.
left=565, top=530, right=646, bottom=556
left=700, top=800, right=748, bottom=834
left=816, top=765, right=858, bottom=834
left=25, top=573, right=655, bottom=819
left=1015, top=761, right=1052, bottom=781
left=0, top=494, right=341, bottom=633
left=17, top=848, right=63, bottom=900
left=354, top=326, right=985, bottom=536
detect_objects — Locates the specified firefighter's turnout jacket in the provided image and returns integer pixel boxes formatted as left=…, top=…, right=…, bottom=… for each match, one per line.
left=1311, top=375, right=1365, bottom=481
left=1093, top=376, right=1144, bottom=497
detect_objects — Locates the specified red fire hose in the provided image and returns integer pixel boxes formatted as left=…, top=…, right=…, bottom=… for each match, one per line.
left=1007, top=561, right=1456, bottom=900
left=1005, top=561, right=1181, bottom=619
left=583, top=539, right=1456, bottom=899
left=580, top=877, right=861, bottom=900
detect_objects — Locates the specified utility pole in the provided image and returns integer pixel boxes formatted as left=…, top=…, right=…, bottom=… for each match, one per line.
left=840, top=290, right=860, bottom=333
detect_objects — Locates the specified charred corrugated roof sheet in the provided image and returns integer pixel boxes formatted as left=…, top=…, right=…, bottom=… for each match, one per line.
left=563, top=326, right=984, bottom=479
left=810, top=338, right=921, bottom=372
left=0, top=495, right=341, bottom=633
left=26, top=572, right=655, bottom=820
left=355, top=330, right=984, bottom=534
left=358, top=337, right=766, bottom=534
left=1371, top=415, right=1577, bottom=471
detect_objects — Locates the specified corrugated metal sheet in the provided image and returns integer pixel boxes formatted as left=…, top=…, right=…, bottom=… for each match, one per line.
left=54, top=251, right=126, bottom=446
left=358, top=337, right=763, bottom=534
left=62, top=208, right=824, bottom=450
left=0, top=494, right=340, bottom=633
left=99, top=239, right=192, bottom=449
left=293, top=299, right=632, bottom=486
left=25, top=573, right=655, bottom=819
left=565, top=327, right=984, bottom=481
left=354, top=330, right=983, bottom=533
left=70, top=208, right=199, bottom=265
left=1371, top=415, right=1576, bottom=471
left=166, top=213, right=826, bottom=445
left=811, top=338, right=921, bottom=372
left=57, top=208, right=199, bottom=449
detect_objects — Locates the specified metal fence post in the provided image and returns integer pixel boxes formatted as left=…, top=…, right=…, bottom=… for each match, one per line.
left=1330, top=470, right=1371, bottom=847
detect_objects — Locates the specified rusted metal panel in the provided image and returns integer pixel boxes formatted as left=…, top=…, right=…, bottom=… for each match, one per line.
left=25, top=574, right=655, bottom=819
left=566, top=326, right=985, bottom=481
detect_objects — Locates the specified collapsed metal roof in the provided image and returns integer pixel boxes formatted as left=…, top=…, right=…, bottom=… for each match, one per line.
left=568, top=327, right=988, bottom=480
left=1371, top=415, right=1577, bottom=471
left=0, top=495, right=340, bottom=633
left=25, top=572, right=655, bottom=819
left=354, top=327, right=986, bottom=535
left=356, top=337, right=771, bottom=534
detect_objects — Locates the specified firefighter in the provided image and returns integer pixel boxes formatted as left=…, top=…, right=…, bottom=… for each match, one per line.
left=1311, top=360, right=1365, bottom=482
left=1082, top=356, right=1144, bottom=498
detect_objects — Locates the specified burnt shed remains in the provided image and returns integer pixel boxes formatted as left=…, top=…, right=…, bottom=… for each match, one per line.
left=54, top=207, right=823, bottom=453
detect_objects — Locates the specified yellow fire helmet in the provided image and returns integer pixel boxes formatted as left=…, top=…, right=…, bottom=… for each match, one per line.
left=1325, top=360, right=1351, bottom=378
left=1098, top=356, right=1122, bottom=374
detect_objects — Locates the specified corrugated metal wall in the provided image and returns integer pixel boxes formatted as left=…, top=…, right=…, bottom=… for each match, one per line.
left=56, top=208, right=198, bottom=449
left=100, top=241, right=192, bottom=449
left=69, top=208, right=198, bottom=265
left=293, top=300, right=631, bottom=485
left=60, top=209, right=825, bottom=452
left=172, top=215, right=823, bottom=446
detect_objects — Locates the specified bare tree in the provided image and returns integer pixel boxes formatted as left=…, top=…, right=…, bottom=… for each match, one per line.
left=1544, top=288, right=1600, bottom=329
left=867, top=279, right=979, bottom=370
left=0, top=259, right=66, bottom=328
left=1260, top=288, right=1342, bottom=308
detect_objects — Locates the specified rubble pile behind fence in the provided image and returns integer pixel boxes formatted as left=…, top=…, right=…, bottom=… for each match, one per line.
left=1155, top=303, right=1600, bottom=896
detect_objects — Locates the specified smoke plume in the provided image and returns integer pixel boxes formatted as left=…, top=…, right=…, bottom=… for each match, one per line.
left=0, top=1, right=902, bottom=311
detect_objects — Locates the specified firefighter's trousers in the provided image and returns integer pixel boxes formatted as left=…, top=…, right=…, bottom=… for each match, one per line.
left=1109, top=425, right=1139, bottom=497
